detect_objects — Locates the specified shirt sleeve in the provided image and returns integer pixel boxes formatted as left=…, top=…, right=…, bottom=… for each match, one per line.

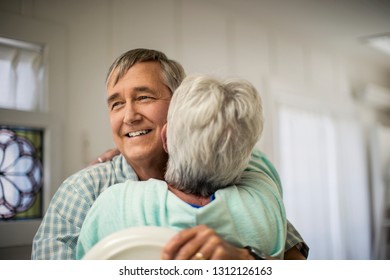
left=285, top=220, right=310, bottom=258
left=246, top=148, right=309, bottom=258
left=31, top=179, right=90, bottom=260
left=31, top=159, right=125, bottom=260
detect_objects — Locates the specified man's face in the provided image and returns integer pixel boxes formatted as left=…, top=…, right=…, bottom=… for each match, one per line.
left=107, top=61, right=171, bottom=166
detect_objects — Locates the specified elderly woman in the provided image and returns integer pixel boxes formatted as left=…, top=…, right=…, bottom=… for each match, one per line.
left=32, top=48, right=308, bottom=260
left=76, top=75, right=286, bottom=260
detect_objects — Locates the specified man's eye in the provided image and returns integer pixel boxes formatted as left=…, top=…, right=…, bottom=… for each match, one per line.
left=110, top=101, right=123, bottom=110
left=137, top=96, right=154, bottom=101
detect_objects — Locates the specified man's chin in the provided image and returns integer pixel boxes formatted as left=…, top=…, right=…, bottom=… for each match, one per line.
left=122, top=148, right=150, bottom=162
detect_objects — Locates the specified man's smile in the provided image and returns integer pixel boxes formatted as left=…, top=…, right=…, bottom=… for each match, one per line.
left=126, top=129, right=152, bottom=138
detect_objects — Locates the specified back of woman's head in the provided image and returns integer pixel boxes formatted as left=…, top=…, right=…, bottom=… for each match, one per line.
left=165, top=75, right=263, bottom=196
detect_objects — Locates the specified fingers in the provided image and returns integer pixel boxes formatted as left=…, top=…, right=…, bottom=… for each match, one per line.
left=161, top=225, right=254, bottom=260
left=99, top=148, right=120, bottom=162
left=195, top=234, right=222, bottom=260
left=88, top=148, right=120, bottom=166
left=177, top=226, right=217, bottom=260
left=161, top=225, right=225, bottom=260
left=88, top=158, right=101, bottom=166
left=162, top=226, right=201, bottom=260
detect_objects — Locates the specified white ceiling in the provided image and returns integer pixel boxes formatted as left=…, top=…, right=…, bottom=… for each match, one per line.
left=211, top=0, right=390, bottom=69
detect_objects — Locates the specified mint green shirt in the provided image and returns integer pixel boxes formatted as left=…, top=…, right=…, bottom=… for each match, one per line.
left=76, top=150, right=287, bottom=259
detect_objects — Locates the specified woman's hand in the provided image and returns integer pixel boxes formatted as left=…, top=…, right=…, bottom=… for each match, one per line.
left=88, top=148, right=120, bottom=166
left=161, top=225, right=253, bottom=260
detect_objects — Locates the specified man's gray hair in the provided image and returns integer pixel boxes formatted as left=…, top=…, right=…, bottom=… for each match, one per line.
left=106, top=48, right=185, bottom=94
left=165, top=75, right=264, bottom=197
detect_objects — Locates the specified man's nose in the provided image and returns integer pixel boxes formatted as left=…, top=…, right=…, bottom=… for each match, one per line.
left=123, top=102, right=141, bottom=124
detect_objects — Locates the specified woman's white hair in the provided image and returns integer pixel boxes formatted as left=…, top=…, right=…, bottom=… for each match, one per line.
left=164, top=75, right=263, bottom=197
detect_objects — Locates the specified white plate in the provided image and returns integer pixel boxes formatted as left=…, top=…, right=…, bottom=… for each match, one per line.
left=82, top=226, right=178, bottom=260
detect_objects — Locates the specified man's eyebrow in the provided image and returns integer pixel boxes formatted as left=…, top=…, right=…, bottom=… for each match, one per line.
left=134, top=86, right=155, bottom=94
left=107, top=93, right=120, bottom=105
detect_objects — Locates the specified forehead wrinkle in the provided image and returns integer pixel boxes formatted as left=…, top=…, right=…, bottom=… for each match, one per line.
left=107, top=92, right=120, bottom=105
left=106, top=86, right=158, bottom=105
left=133, top=86, right=155, bottom=94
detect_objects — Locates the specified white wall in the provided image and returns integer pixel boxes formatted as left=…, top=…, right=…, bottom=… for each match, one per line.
left=2, top=0, right=389, bottom=177
left=1, top=0, right=390, bottom=257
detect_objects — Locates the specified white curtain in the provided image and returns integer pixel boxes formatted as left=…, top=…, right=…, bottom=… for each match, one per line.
left=0, top=43, right=43, bottom=111
left=278, top=105, right=371, bottom=259
left=0, top=45, right=17, bottom=109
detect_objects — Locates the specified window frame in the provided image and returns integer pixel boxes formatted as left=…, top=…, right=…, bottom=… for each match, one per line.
left=0, top=12, right=65, bottom=248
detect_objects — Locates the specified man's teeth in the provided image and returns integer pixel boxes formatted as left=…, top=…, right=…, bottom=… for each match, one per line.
left=127, top=130, right=150, bottom=137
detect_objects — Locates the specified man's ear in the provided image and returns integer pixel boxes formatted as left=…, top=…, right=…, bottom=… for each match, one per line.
left=161, top=123, right=168, bottom=153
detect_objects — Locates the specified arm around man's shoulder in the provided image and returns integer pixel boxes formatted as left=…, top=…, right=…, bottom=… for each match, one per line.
left=243, top=148, right=310, bottom=259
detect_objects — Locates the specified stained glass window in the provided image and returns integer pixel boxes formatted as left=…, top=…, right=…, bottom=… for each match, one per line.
left=0, top=126, right=44, bottom=221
